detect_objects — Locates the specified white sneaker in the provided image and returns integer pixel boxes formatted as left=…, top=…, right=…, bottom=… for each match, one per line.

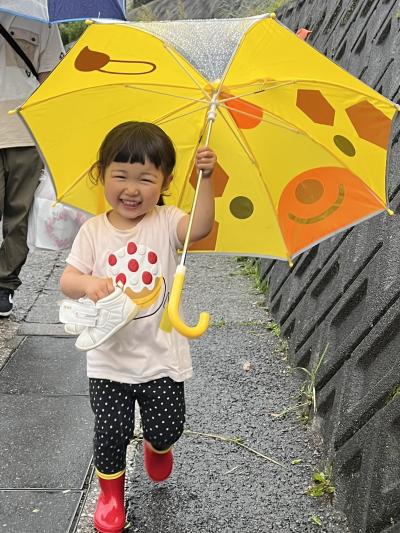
left=75, top=285, right=139, bottom=351
left=64, top=323, right=86, bottom=335
left=59, top=297, right=97, bottom=335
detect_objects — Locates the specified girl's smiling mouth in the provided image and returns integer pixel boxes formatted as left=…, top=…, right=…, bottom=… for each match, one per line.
left=121, top=199, right=141, bottom=208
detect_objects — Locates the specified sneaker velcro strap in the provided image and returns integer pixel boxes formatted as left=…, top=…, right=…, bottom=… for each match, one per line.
left=59, top=299, right=99, bottom=327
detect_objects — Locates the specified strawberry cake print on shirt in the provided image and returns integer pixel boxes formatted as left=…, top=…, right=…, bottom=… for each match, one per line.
left=106, top=241, right=167, bottom=320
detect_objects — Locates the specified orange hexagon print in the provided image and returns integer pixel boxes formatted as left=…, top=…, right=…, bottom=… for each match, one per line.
left=278, top=167, right=384, bottom=256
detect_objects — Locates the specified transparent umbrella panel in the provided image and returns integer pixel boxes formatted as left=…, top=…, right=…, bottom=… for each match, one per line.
left=130, top=16, right=261, bottom=81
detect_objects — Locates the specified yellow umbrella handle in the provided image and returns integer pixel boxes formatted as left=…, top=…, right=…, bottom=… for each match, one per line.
left=168, top=265, right=210, bottom=338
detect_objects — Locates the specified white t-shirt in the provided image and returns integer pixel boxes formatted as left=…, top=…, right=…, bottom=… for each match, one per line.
left=66, top=206, right=193, bottom=384
left=0, top=14, right=64, bottom=149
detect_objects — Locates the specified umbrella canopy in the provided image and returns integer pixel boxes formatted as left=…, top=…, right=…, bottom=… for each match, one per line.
left=17, top=15, right=398, bottom=262
left=0, top=0, right=126, bottom=23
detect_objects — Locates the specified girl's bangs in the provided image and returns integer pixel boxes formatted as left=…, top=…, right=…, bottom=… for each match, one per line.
left=112, top=137, right=162, bottom=169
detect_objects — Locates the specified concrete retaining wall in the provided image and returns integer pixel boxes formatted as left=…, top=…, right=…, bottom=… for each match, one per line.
left=263, top=1, right=400, bottom=531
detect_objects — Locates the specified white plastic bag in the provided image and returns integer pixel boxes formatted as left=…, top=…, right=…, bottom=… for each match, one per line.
left=27, top=168, right=91, bottom=251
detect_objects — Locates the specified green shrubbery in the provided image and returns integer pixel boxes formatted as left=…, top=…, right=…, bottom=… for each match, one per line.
left=59, top=21, right=87, bottom=46
left=59, top=1, right=290, bottom=45
left=128, top=0, right=289, bottom=21
left=223, top=0, right=289, bottom=17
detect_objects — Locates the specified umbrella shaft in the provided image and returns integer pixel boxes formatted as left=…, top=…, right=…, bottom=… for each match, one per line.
left=180, top=113, right=215, bottom=266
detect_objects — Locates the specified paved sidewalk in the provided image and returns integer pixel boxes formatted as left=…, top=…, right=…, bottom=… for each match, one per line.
left=0, top=250, right=348, bottom=532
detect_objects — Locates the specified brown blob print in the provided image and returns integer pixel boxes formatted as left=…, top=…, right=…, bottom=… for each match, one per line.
left=189, top=161, right=229, bottom=198
left=189, top=220, right=219, bottom=251
left=75, top=46, right=110, bottom=71
left=74, top=46, right=157, bottom=75
left=296, top=89, right=335, bottom=125
left=223, top=95, right=263, bottom=129
left=230, top=196, right=254, bottom=219
left=346, top=100, right=392, bottom=149
left=295, top=179, right=324, bottom=204
left=334, top=135, right=356, bottom=157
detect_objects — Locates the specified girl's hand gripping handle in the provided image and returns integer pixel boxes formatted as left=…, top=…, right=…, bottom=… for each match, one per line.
left=168, top=265, right=210, bottom=338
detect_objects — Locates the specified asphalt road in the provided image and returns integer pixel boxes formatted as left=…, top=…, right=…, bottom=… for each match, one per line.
left=0, top=248, right=349, bottom=532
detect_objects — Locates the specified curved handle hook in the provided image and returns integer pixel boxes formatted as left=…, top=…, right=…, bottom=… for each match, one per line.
left=168, top=265, right=210, bottom=338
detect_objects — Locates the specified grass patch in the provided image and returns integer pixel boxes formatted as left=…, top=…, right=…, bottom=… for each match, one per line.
left=131, top=429, right=285, bottom=467
left=266, top=320, right=281, bottom=337
left=272, top=344, right=328, bottom=423
left=212, top=317, right=226, bottom=328
left=307, top=465, right=335, bottom=499
left=235, top=257, right=269, bottom=294
left=310, top=515, right=323, bottom=527
left=184, top=429, right=285, bottom=467
left=277, top=337, right=289, bottom=359
left=387, top=384, right=400, bottom=404
left=133, top=4, right=156, bottom=20
left=128, top=0, right=290, bottom=20
left=215, top=0, right=290, bottom=18
left=294, top=344, right=328, bottom=424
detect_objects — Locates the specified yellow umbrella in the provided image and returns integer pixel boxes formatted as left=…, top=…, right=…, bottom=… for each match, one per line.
left=16, top=14, right=399, bottom=337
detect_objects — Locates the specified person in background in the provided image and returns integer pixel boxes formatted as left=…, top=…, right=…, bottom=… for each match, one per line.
left=0, top=13, right=64, bottom=316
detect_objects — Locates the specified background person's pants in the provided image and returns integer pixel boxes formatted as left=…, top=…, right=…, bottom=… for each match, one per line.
left=89, top=377, right=186, bottom=475
left=0, top=147, right=42, bottom=290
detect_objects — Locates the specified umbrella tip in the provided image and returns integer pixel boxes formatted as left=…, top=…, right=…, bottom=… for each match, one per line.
left=296, top=28, right=312, bottom=40
left=288, top=257, right=294, bottom=268
left=386, top=207, right=395, bottom=216
left=268, top=12, right=277, bottom=19
left=85, top=19, right=94, bottom=25
left=8, top=109, right=17, bottom=115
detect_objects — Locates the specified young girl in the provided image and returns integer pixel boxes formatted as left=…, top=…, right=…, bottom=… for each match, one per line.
left=59, top=121, right=216, bottom=533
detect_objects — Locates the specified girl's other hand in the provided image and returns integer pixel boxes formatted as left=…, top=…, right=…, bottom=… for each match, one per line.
left=84, top=276, right=115, bottom=302
left=196, top=146, right=216, bottom=178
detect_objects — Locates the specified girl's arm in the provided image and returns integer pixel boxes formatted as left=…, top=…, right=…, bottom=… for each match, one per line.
left=177, top=146, right=216, bottom=244
left=60, top=265, right=114, bottom=302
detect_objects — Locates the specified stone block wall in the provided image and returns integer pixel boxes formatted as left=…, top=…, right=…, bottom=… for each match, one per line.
left=263, top=1, right=400, bottom=531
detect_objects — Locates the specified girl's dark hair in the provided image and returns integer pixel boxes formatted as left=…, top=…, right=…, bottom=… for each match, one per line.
left=89, top=121, right=176, bottom=187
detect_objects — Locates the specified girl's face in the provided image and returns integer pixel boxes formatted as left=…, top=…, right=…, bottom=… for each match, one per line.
left=104, top=159, right=170, bottom=229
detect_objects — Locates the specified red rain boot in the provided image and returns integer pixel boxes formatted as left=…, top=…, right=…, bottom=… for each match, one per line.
left=143, top=440, right=173, bottom=482
left=94, top=471, right=126, bottom=533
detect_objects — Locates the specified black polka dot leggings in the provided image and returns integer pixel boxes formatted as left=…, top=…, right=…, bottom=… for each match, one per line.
left=89, top=377, right=185, bottom=475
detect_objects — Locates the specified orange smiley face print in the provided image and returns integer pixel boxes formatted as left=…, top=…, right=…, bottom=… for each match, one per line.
left=278, top=167, right=384, bottom=257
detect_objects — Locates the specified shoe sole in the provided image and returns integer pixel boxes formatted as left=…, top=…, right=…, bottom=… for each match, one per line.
left=64, top=324, right=85, bottom=335
left=93, top=519, right=125, bottom=533
left=0, top=310, right=12, bottom=317
left=75, top=305, right=139, bottom=351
